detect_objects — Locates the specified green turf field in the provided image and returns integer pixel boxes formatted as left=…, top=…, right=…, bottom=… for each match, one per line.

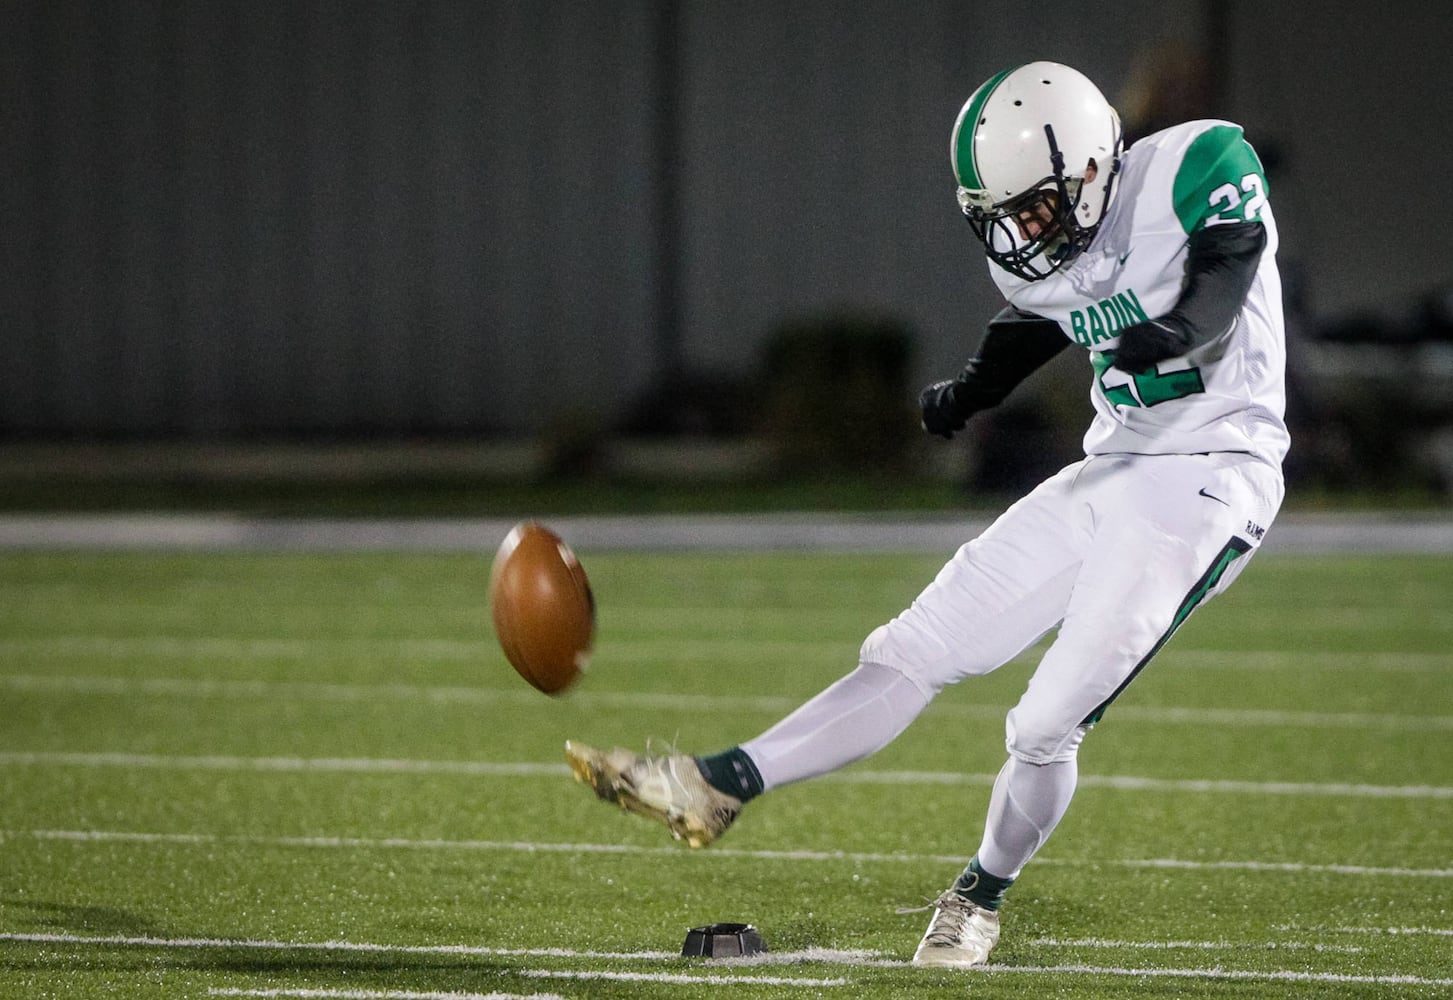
left=2, top=548, right=1450, bottom=998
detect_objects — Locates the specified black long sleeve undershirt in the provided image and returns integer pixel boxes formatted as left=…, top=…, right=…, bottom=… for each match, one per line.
left=1113, top=221, right=1268, bottom=373
left=1165, top=220, right=1268, bottom=348
left=951, top=306, right=1069, bottom=411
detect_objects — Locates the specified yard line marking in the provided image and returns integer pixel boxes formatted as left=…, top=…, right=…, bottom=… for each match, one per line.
left=1350, top=926, right=1453, bottom=937
left=1302, top=925, right=1453, bottom=937
left=0, top=931, right=678, bottom=961
left=519, top=969, right=846, bottom=987
left=1098, top=705, right=1453, bottom=731
left=1028, top=936, right=1363, bottom=953
left=0, top=638, right=492, bottom=662
left=14, top=830, right=1453, bottom=880
left=0, top=673, right=531, bottom=706
left=0, top=931, right=842, bottom=989
left=0, top=674, right=808, bottom=715
left=4, top=637, right=1449, bottom=672
left=5, top=751, right=1450, bottom=801
left=970, top=964, right=1453, bottom=987
left=838, top=769, right=1453, bottom=800
left=3, top=638, right=1449, bottom=673
left=1112, top=857, right=1453, bottom=878
left=210, top=990, right=564, bottom=1000
left=5, top=671, right=1451, bottom=730
left=711, top=947, right=895, bottom=967
left=1171, top=650, right=1452, bottom=673
left=5, top=932, right=1449, bottom=989
left=0, top=637, right=858, bottom=665
left=0, top=751, right=565, bottom=777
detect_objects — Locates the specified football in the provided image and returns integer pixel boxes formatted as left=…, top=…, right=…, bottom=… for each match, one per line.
left=488, top=521, right=595, bottom=695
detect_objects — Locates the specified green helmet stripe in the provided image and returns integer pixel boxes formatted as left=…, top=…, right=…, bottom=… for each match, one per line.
left=953, top=65, right=1015, bottom=189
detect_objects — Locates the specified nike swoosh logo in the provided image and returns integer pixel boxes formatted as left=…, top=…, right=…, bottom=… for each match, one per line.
left=1118, top=250, right=1132, bottom=266
left=1198, top=487, right=1230, bottom=506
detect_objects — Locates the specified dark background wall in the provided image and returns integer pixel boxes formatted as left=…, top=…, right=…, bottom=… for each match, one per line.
left=3, top=1, right=1449, bottom=438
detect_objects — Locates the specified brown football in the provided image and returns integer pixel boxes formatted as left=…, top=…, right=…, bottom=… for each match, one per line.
left=488, top=521, right=595, bottom=695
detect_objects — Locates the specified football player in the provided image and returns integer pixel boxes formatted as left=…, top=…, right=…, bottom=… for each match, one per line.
left=566, top=60, right=1288, bottom=968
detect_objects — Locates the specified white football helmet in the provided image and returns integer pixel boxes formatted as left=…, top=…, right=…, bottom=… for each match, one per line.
left=950, top=62, right=1123, bottom=280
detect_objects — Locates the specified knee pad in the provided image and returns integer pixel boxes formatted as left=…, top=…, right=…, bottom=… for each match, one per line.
left=1005, top=713, right=1089, bottom=765
left=858, top=622, right=946, bottom=700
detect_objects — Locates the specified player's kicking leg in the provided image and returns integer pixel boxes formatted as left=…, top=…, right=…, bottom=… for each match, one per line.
left=565, top=663, right=934, bottom=847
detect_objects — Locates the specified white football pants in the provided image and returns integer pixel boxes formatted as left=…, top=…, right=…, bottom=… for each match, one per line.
left=741, top=451, right=1283, bottom=876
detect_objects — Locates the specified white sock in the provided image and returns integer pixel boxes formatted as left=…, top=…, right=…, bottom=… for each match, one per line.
left=740, top=663, right=931, bottom=791
left=976, top=755, right=1078, bottom=879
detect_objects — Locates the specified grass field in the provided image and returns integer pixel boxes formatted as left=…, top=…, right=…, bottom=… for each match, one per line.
left=2, top=545, right=1451, bottom=999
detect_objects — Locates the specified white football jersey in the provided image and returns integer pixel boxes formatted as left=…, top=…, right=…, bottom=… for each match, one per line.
left=990, top=120, right=1290, bottom=467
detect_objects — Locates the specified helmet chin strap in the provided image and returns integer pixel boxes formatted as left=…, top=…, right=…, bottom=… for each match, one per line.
left=1042, top=123, right=1079, bottom=220
left=1040, top=123, right=1079, bottom=262
left=1044, top=124, right=1067, bottom=179
left=1041, top=120, right=1117, bottom=245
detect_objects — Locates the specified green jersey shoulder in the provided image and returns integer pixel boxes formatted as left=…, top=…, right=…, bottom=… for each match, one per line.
left=1169, top=122, right=1270, bottom=234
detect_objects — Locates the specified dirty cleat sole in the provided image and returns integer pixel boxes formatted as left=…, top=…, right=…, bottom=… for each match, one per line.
left=565, top=739, right=631, bottom=804
left=565, top=739, right=741, bottom=848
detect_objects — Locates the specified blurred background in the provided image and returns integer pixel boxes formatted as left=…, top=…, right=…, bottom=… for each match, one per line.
left=3, top=0, right=1452, bottom=513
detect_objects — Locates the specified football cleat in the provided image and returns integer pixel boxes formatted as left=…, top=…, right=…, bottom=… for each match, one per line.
left=911, top=890, right=1001, bottom=968
left=564, top=740, right=742, bottom=848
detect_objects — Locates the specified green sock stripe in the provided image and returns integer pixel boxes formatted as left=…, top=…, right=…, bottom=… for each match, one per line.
left=696, top=747, right=764, bottom=802
left=954, top=856, right=1015, bottom=911
left=733, top=748, right=764, bottom=799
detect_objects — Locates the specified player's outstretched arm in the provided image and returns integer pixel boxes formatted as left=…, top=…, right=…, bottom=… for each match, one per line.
left=920, top=308, right=1069, bottom=439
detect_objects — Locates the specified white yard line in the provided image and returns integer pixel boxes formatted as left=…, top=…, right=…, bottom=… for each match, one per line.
left=0, top=673, right=809, bottom=715
left=1026, top=936, right=1362, bottom=953
left=210, top=990, right=565, bottom=1000
left=517, top=969, right=847, bottom=987
left=1285, top=925, right=1453, bottom=937
left=0, top=638, right=492, bottom=661
left=2, top=932, right=1449, bottom=990
left=2, top=639, right=1449, bottom=673
left=970, top=964, right=1453, bottom=986
left=3, top=671, right=1451, bottom=731
left=1346, top=926, right=1453, bottom=937
left=1173, top=649, right=1451, bottom=673
left=3, top=750, right=1450, bottom=800
left=839, top=767, right=1453, bottom=799
left=0, top=752, right=565, bottom=777
left=1112, top=857, right=1453, bottom=878
left=1099, top=705, right=1453, bottom=731
left=0, top=932, right=841, bottom=988
left=0, top=930, right=679, bottom=961
left=10, top=829, right=1453, bottom=880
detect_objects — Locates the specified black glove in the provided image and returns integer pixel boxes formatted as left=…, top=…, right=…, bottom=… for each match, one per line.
left=1112, top=319, right=1192, bottom=375
left=919, top=377, right=976, bottom=439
